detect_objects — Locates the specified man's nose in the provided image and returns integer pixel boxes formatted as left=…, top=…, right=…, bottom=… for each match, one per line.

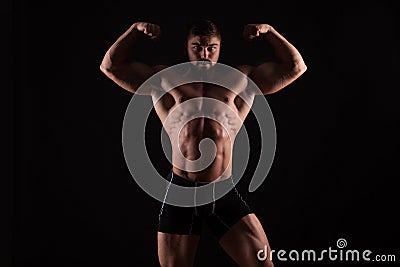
left=202, top=48, right=209, bottom=58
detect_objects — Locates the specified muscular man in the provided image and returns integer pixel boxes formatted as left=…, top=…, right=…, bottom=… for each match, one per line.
left=100, top=19, right=306, bottom=267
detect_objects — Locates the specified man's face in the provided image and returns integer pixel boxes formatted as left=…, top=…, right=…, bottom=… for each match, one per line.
left=186, top=35, right=221, bottom=69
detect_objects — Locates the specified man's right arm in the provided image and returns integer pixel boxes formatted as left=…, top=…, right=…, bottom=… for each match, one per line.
left=100, top=22, right=165, bottom=95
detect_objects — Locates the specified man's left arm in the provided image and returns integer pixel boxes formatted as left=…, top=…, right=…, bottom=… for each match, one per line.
left=243, top=24, right=307, bottom=95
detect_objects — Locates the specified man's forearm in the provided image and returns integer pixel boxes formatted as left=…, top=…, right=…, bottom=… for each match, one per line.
left=101, top=23, right=142, bottom=70
left=263, top=26, right=305, bottom=67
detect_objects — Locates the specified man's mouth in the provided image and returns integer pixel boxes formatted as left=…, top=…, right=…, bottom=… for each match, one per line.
left=197, top=60, right=212, bottom=66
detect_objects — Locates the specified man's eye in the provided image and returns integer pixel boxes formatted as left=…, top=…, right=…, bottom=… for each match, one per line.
left=207, top=47, right=216, bottom=52
left=193, top=46, right=202, bottom=52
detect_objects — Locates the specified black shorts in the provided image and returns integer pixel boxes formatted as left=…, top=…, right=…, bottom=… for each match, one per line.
left=158, top=169, right=253, bottom=240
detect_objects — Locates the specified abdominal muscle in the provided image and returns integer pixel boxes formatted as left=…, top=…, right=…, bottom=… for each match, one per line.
left=171, top=118, right=235, bottom=182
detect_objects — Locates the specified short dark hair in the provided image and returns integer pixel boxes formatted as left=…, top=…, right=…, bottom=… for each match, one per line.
left=186, top=19, right=221, bottom=40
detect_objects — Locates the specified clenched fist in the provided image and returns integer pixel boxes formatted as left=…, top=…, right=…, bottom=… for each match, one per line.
left=243, top=24, right=271, bottom=41
left=134, top=22, right=161, bottom=40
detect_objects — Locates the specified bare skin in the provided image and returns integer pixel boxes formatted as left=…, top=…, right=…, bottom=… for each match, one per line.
left=100, top=21, right=307, bottom=267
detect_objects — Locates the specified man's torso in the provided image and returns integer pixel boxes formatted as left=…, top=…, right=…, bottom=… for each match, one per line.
left=151, top=66, right=256, bottom=182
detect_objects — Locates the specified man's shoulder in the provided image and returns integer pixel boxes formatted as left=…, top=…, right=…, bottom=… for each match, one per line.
left=234, top=64, right=254, bottom=76
left=153, top=64, right=169, bottom=72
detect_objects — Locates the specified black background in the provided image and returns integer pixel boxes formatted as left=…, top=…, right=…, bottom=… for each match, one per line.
left=12, top=1, right=399, bottom=266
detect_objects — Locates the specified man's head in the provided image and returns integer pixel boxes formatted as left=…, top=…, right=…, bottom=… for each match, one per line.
left=185, top=19, right=221, bottom=68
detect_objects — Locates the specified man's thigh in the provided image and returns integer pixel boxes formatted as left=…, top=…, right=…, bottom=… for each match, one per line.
left=218, top=213, right=274, bottom=267
left=157, top=232, right=200, bottom=267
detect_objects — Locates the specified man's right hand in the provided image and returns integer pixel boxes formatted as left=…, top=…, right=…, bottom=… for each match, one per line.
left=134, top=22, right=161, bottom=40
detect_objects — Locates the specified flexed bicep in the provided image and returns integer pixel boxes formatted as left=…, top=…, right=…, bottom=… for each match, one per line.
left=102, top=62, right=162, bottom=94
left=100, top=21, right=165, bottom=95
left=242, top=23, right=307, bottom=95
left=250, top=61, right=300, bottom=95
